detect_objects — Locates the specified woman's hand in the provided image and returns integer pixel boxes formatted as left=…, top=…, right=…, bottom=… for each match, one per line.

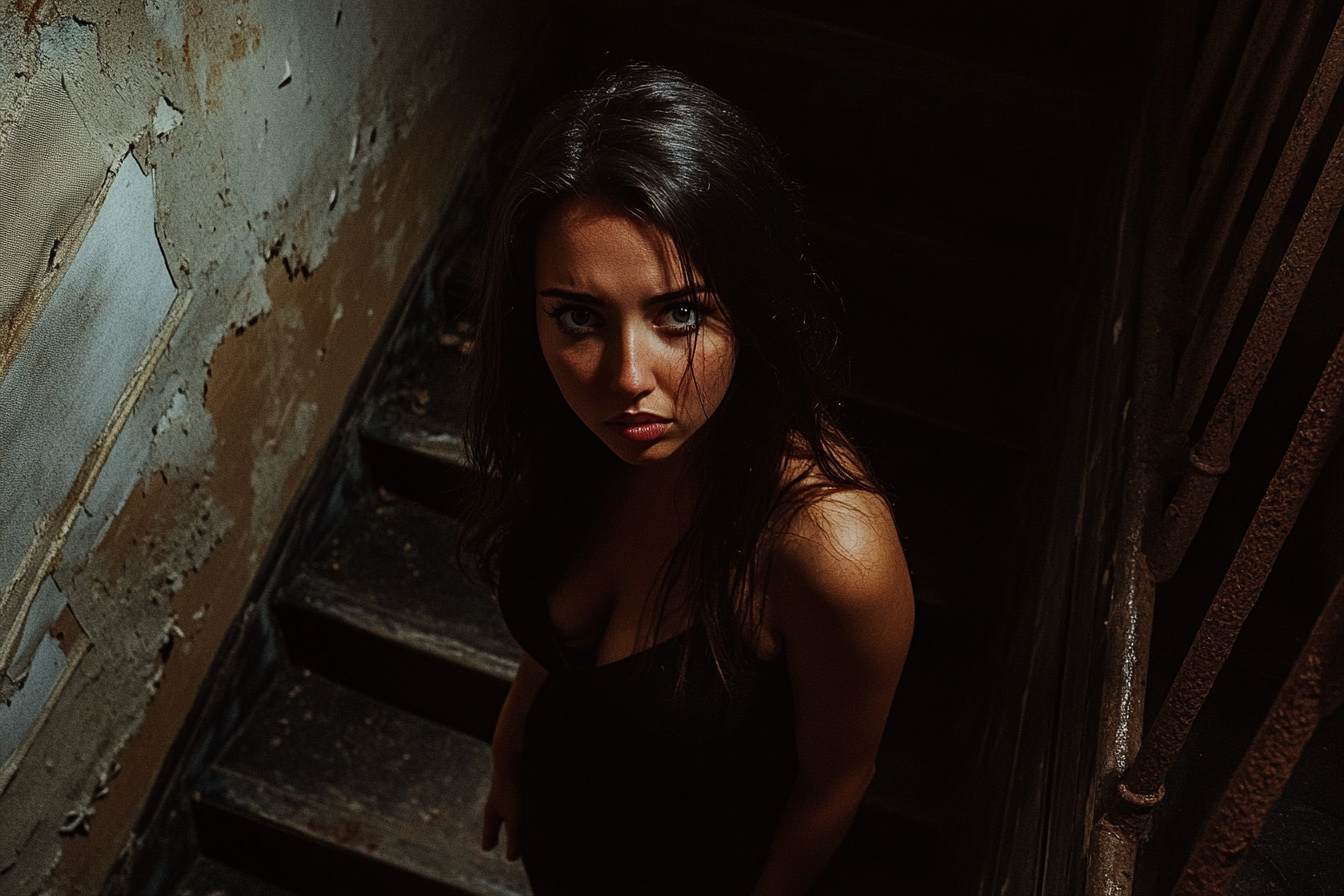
left=481, top=756, right=523, bottom=860
left=480, top=651, right=548, bottom=862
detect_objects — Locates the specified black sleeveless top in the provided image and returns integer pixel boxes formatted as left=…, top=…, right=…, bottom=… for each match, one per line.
left=498, top=556, right=798, bottom=895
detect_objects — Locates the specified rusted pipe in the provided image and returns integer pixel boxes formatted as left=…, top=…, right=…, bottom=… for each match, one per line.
left=1147, top=115, right=1344, bottom=583
left=1167, top=4, right=1344, bottom=439
left=1084, top=7, right=1213, bottom=893
left=1167, top=0, right=1261, bottom=212
left=1169, top=573, right=1344, bottom=896
left=1175, top=0, right=1293, bottom=284
left=1104, top=320, right=1344, bottom=842
left=1147, top=0, right=1259, bottom=337
left=1146, top=405, right=1232, bottom=583
left=1183, top=0, right=1324, bottom=323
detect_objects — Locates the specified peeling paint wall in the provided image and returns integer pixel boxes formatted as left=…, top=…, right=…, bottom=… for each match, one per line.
left=0, top=1, right=538, bottom=892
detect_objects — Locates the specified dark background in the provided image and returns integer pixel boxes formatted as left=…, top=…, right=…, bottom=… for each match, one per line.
left=480, top=2, right=1164, bottom=890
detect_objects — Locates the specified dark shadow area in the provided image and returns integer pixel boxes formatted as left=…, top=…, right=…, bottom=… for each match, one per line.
left=519, top=10, right=1155, bottom=892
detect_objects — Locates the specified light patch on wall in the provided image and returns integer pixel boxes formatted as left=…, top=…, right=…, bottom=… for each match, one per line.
left=0, top=632, right=67, bottom=765
left=0, top=155, right=180, bottom=680
left=0, top=602, right=90, bottom=793
left=152, top=96, right=184, bottom=137
left=0, top=64, right=112, bottom=378
left=1, top=576, right=65, bottom=704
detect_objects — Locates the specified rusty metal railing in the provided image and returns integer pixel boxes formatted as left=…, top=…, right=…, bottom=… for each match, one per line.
left=1148, top=0, right=1344, bottom=582
left=1171, top=573, right=1344, bottom=896
left=1088, top=1, right=1344, bottom=893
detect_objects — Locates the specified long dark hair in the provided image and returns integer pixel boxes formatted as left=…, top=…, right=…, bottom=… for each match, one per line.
left=463, top=63, right=880, bottom=676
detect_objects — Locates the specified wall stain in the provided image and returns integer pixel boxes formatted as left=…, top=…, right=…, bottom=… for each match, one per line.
left=16, top=0, right=49, bottom=35
left=228, top=22, right=262, bottom=62
left=178, top=1, right=263, bottom=115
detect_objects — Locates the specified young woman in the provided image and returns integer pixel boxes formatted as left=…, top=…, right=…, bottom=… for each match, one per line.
left=465, top=64, right=914, bottom=895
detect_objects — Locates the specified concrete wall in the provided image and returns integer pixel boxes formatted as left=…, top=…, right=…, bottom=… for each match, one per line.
left=0, top=1, right=537, bottom=892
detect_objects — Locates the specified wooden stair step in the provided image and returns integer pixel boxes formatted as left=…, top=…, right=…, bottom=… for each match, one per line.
left=174, top=856, right=301, bottom=896
left=361, top=402, right=468, bottom=470
left=359, top=397, right=474, bottom=515
left=274, top=491, right=517, bottom=737
left=279, top=571, right=518, bottom=684
left=194, top=669, right=530, bottom=896
left=292, top=491, right=512, bottom=669
left=359, top=315, right=476, bottom=512
left=361, top=318, right=471, bottom=465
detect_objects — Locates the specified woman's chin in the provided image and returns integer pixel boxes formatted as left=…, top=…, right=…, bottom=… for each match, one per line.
left=600, top=433, right=682, bottom=466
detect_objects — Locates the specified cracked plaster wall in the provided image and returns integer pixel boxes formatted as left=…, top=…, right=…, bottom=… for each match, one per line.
left=0, top=1, right=537, bottom=892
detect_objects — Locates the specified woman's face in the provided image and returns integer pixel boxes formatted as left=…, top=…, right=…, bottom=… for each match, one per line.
left=534, top=196, right=736, bottom=466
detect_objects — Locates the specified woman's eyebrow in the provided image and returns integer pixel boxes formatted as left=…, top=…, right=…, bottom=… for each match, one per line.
left=536, top=286, right=706, bottom=306
left=537, top=287, right=604, bottom=305
left=646, top=286, right=705, bottom=305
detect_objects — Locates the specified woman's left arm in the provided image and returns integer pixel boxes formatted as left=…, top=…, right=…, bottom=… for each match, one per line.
left=751, top=491, right=915, bottom=896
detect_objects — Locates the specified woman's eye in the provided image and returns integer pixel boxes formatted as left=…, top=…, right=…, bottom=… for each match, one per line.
left=562, top=308, right=594, bottom=329
left=547, top=305, right=598, bottom=332
left=665, top=304, right=700, bottom=329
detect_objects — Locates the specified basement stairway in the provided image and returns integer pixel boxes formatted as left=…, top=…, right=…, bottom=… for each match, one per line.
left=149, top=256, right=940, bottom=895
left=142, top=342, right=958, bottom=891
left=119, top=4, right=1151, bottom=895
left=159, top=269, right=533, bottom=896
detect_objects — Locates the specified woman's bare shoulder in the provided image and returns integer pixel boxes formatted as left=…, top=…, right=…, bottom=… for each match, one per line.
left=770, top=482, right=909, bottom=614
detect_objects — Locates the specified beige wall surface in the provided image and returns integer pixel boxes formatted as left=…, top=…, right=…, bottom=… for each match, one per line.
left=0, top=1, right=538, bottom=892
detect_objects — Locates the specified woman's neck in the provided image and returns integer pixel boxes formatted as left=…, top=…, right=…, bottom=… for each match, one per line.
left=611, top=448, right=699, bottom=529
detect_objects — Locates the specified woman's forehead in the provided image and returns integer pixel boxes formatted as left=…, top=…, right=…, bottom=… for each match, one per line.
left=535, top=197, right=693, bottom=291
left=540, top=195, right=662, bottom=242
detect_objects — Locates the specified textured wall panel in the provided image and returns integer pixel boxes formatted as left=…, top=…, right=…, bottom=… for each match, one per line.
left=0, top=634, right=66, bottom=766
left=0, top=66, right=110, bottom=378
left=0, top=157, right=178, bottom=674
left=0, top=576, right=65, bottom=703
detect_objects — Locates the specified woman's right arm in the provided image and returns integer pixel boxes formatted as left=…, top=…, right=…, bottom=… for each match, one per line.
left=481, top=651, right=548, bottom=860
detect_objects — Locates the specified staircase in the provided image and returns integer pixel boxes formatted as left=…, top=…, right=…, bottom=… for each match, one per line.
left=166, top=205, right=958, bottom=892
left=119, top=3, right=1153, bottom=894
left=161, top=273, right=528, bottom=895
left=147, top=256, right=943, bottom=894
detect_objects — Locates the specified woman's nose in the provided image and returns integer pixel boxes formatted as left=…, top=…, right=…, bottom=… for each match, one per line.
left=609, top=325, right=655, bottom=397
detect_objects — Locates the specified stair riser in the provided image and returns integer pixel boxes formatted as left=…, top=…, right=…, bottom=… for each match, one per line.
left=276, top=604, right=510, bottom=742
left=193, top=799, right=484, bottom=896
left=362, top=432, right=475, bottom=518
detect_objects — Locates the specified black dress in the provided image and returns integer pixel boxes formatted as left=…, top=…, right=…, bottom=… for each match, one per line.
left=497, top=563, right=798, bottom=895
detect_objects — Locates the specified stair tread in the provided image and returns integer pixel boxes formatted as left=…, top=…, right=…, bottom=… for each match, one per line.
left=362, top=400, right=466, bottom=469
left=281, top=572, right=518, bottom=683
left=203, top=668, right=529, bottom=895
left=284, top=491, right=519, bottom=681
left=175, top=856, right=301, bottom=896
left=362, top=327, right=471, bottom=468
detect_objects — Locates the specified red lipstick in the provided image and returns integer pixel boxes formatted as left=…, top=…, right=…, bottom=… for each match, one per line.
left=607, top=412, right=671, bottom=443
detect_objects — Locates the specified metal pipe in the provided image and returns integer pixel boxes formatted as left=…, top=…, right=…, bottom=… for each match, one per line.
left=1168, top=0, right=1262, bottom=211
left=1175, top=0, right=1292, bottom=286
left=1103, top=318, right=1344, bottom=841
left=1169, top=573, right=1344, bottom=896
left=1167, top=3, right=1344, bottom=440
left=1083, top=6, right=1215, bottom=891
left=1147, top=115, right=1344, bottom=582
left=1149, top=0, right=1259, bottom=340
left=1183, top=0, right=1324, bottom=327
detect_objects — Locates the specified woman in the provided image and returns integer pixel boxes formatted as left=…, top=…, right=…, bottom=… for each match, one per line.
left=466, top=64, right=914, bottom=895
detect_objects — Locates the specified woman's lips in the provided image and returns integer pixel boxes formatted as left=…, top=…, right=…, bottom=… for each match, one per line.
left=607, top=413, right=671, bottom=443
